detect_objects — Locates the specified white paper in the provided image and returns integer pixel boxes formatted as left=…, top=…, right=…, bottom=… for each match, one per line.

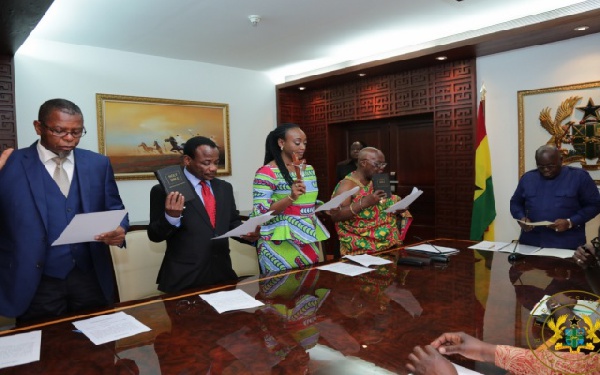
left=0, top=330, right=41, bottom=370
left=213, top=211, right=274, bottom=239
left=199, top=289, right=264, bottom=313
left=453, top=363, right=484, bottom=375
left=532, top=248, right=575, bottom=258
left=531, top=295, right=599, bottom=318
left=52, top=209, right=127, bottom=246
left=343, top=254, right=392, bottom=267
left=468, top=241, right=511, bottom=251
left=406, top=243, right=459, bottom=255
left=384, top=187, right=423, bottom=213
left=316, top=186, right=360, bottom=212
left=517, top=220, right=554, bottom=226
left=72, top=311, right=151, bottom=345
left=498, top=243, right=541, bottom=255
left=318, top=262, right=376, bottom=276
left=409, top=362, right=483, bottom=375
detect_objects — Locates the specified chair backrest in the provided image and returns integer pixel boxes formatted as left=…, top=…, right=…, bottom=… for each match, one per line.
left=229, top=239, right=260, bottom=277
left=110, top=230, right=166, bottom=302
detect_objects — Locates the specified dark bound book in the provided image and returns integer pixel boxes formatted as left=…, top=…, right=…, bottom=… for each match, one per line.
left=372, top=173, right=391, bottom=198
left=154, top=165, right=196, bottom=202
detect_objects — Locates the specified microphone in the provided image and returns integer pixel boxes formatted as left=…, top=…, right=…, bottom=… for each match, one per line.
left=412, top=236, right=449, bottom=263
left=509, top=215, right=528, bottom=263
left=508, top=239, right=526, bottom=262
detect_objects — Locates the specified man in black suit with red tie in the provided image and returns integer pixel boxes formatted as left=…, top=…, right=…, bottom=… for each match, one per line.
left=148, top=136, right=259, bottom=293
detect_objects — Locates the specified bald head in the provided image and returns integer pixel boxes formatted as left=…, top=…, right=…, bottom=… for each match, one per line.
left=358, top=147, right=386, bottom=177
left=358, top=147, right=382, bottom=161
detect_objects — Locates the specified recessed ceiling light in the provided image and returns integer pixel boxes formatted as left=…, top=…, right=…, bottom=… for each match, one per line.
left=436, top=56, right=448, bottom=61
left=298, top=87, right=306, bottom=90
left=358, top=73, right=366, bottom=77
left=574, top=26, right=589, bottom=31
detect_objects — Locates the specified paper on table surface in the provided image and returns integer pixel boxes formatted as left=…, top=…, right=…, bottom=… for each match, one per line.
left=498, top=243, right=540, bottom=255
left=453, top=363, right=484, bottom=374
left=200, top=289, right=264, bottom=313
left=316, top=186, right=360, bottom=212
left=384, top=187, right=423, bottom=213
left=468, top=241, right=511, bottom=251
left=343, top=254, right=392, bottom=267
left=52, top=209, right=127, bottom=246
left=72, top=312, right=150, bottom=345
left=409, top=362, right=483, bottom=375
left=0, top=331, right=41, bottom=370
left=406, top=243, right=459, bottom=255
left=532, top=248, right=575, bottom=259
left=213, top=211, right=274, bottom=239
left=318, top=262, right=376, bottom=276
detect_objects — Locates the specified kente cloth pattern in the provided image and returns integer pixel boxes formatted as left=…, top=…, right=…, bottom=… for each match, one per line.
left=251, top=165, right=329, bottom=272
left=333, top=174, right=412, bottom=256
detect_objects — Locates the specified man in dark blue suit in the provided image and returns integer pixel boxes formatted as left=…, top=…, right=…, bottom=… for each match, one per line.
left=0, top=99, right=128, bottom=322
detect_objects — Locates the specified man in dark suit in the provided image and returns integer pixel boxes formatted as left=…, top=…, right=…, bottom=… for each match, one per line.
left=336, top=140, right=367, bottom=182
left=0, top=99, right=128, bottom=321
left=148, top=136, right=258, bottom=293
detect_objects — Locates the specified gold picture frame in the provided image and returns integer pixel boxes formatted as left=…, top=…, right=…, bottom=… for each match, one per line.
left=517, top=81, right=600, bottom=184
left=96, top=94, right=231, bottom=180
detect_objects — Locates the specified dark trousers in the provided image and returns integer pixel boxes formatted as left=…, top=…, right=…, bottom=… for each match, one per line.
left=17, top=267, right=108, bottom=324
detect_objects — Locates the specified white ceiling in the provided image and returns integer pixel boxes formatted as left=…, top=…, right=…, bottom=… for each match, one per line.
left=24, top=0, right=600, bottom=83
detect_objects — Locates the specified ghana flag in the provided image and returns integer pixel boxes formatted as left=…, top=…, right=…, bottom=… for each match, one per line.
left=470, top=97, right=496, bottom=240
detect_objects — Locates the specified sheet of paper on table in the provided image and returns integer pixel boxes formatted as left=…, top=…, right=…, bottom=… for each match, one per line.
left=200, top=289, right=264, bottom=313
left=343, top=254, right=392, bottom=267
left=0, top=331, right=41, bottom=370
left=72, top=311, right=151, bottom=345
left=318, top=262, right=376, bottom=276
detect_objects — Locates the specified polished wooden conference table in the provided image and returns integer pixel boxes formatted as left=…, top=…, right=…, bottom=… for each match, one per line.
left=0, top=239, right=593, bottom=374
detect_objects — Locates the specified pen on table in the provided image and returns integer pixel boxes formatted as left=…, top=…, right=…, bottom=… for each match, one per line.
left=412, top=236, right=449, bottom=262
left=413, top=235, right=443, bottom=254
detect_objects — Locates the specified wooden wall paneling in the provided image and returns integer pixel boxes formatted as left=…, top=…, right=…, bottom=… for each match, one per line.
left=432, top=60, right=476, bottom=239
left=0, top=56, right=16, bottom=151
left=356, top=76, right=393, bottom=120
left=277, top=90, right=303, bottom=125
left=328, top=83, right=358, bottom=123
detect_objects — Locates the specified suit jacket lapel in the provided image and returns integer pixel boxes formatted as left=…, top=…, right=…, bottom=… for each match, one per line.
left=23, top=142, right=49, bottom=230
left=74, top=149, right=92, bottom=212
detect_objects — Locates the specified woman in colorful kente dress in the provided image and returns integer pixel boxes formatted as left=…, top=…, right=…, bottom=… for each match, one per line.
left=330, top=147, right=412, bottom=255
left=251, top=123, right=329, bottom=273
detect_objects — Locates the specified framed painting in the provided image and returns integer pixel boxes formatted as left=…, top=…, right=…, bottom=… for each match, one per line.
left=517, top=81, right=600, bottom=184
left=96, top=94, right=231, bottom=180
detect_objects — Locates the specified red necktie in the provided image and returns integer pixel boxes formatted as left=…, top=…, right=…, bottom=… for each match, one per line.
left=200, top=181, right=216, bottom=227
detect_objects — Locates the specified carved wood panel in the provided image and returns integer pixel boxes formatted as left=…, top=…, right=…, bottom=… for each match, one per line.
left=0, top=56, right=16, bottom=150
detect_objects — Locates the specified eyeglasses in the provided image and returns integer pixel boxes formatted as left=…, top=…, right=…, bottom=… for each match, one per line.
left=363, top=160, right=387, bottom=169
left=40, top=122, right=87, bottom=138
left=536, top=164, right=560, bottom=171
